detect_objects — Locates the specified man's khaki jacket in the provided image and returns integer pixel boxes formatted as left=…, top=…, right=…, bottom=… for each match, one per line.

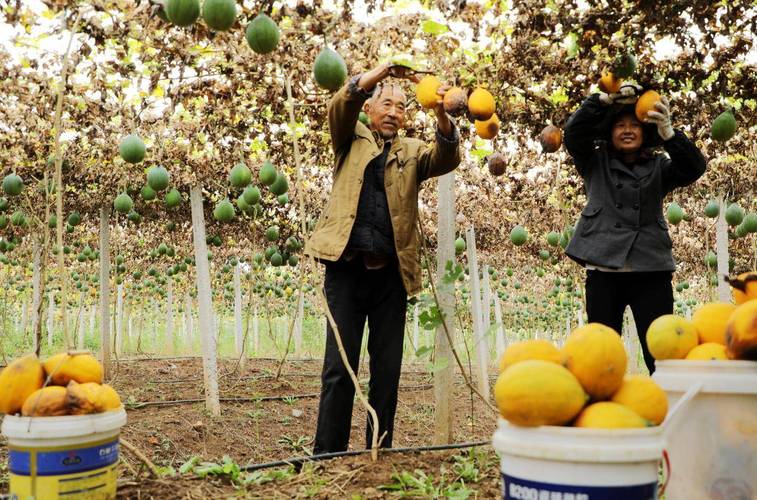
left=304, top=78, right=462, bottom=295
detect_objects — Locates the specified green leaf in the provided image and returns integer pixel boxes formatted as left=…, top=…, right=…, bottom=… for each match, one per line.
left=179, top=456, right=200, bottom=474
left=422, top=19, right=449, bottom=35
left=415, top=345, right=433, bottom=357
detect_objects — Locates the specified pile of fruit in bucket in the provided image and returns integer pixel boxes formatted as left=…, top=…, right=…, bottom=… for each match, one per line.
left=494, top=275, right=757, bottom=428
left=0, top=351, right=122, bottom=417
left=495, top=324, right=668, bottom=428
left=648, top=272, right=756, bottom=361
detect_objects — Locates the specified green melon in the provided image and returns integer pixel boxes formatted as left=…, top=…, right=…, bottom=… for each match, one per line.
left=48, top=215, right=57, bottom=229
left=2, top=174, right=23, bottom=196
left=612, top=50, right=637, bottom=78
left=165, top=188, right=181, bottom=208
left=166, top=0, right=200, bottom=27
left=119, top=134, right=146, bottom=163
left=454, top=237, right=466, bottom=254
left=67, top=211, right=81, bottom=226
left=141, top=185, right=157, bottom=201
left=546, top=231, right=560, bottom=246
left=710, top=109, right=736, bottom=142
left=667, top=202, right=684, bottom=225
left=510, top=225, right=528, bottom=246
left=313, top=47, right=347, bottom=92
left=277, top=193, right=289, bottom=205
left=704, top=200, right=720, bottom=218
left=236, top=194, right=250, bottom=213
left=265, top=225, right=279, bottom=241
left=10, top=210, right=26, bottom=227
left=229, top=162, right=252, bottom=188
left=735, top=222, right=748, bottom=238
left=0, top=197, right=7, bottom=211
left=259, top=160, right=277, bottom=186
left=0, top=216, right=7, bottom=229
left=725, top=203, right=744, bottom=226
left=269, top=173, right=288, bottom=196
left=743, top=213, right=757, bottom=233
left=245, top=13, right=279, bottom=54
left=114, top=193, right=134, bottom=214
left=288, top=255, right=299, bottom=267
left=270, top=252, right=283, bottom=267
left=705, top=250, right=717, bottom=268
left=202, top=0, right=236, bottom=31
left=358, top=111, right=370, bottom=126
left=538, top=249, right=550, bottom=261
left=213, top=198, right=235, bottom=222
left=147, top=166, right=170, bottom=191
left=158, top=243, right=168, bottom=255
left=243, top=185, right=261, bottom=205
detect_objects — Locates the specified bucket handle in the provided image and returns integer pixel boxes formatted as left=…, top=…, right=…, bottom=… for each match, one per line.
left=659, top=449, right=671, bottom=496
left=662, top=381, right=702, bottom=429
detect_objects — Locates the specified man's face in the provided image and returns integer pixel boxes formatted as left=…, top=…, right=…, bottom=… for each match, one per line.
left=611, top=113, right=644, bottom=154
left=365, top=85, right=406, bottom=139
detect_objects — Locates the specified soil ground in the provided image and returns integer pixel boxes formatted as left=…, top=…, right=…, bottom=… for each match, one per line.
left=1, top=357, right=502, bottom=499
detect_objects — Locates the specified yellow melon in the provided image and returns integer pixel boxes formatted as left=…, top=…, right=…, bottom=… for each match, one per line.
left=0, top=354, right=45, bottom=415
left=635, top=90, right=662, bottom=122
left=43, top=352, right=103, bottom=386
left=21, top=386, right=69, bottom=417
left=468, top=87, right=496, bottom=121
left=98, top=384, right=123, bottom=411
left=598, top=70, right=622, bottom=94
left=498, top=339, right=561, bottom=372
left=574, top=401, right=650, bottom=429
left=725, top=300, right=757, bottom=360
left=494, top=360, right=587, bottom=427
left=647, top=315, right=698, bottom=360
left=692, top=302, right=736, bottom=345
left=685, top=342, right=729, bottom=361
left=728, top=271, right=757, bottom=305
left=415, top=75, right=441, bottom=109
left=475, top=113, right=500, bottom=140
left=442, top=86, right=468, bottom=117
left=610, top=375, right=668, bottom=425
left=66, top=381, right=122, bottom=414
left=561, top=323, right=627, bottom=400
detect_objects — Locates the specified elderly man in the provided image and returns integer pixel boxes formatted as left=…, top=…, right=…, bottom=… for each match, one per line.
left=304, top=61, right=461, bottom=453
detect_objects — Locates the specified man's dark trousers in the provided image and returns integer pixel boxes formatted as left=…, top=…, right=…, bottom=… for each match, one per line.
left=313, top=257, right=408, bottom=453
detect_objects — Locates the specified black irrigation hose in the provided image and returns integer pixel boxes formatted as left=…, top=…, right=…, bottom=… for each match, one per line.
left=126, top=385, right=434, bottom=409
left=241, top=440, right=491, bottom=472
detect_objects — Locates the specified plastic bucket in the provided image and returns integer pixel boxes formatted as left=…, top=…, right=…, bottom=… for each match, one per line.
left=492, top=418, right=664, bottom=499
left=653, top=360, right=757, bottom=500
left=2, top=409, right=127, bottom=500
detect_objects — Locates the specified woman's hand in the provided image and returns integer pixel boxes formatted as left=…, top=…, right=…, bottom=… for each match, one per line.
left=645, top=96, right=675, bottom=141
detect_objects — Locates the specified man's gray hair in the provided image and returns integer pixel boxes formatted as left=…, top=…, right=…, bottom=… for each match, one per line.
left=367, top=83, right=407, bottom=105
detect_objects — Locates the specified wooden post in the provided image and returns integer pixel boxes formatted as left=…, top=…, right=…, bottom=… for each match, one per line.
left=99, top=206, right=111, bottom=380
left=715, top=197, right=730, bottom=302
left=433, top=171, right=456, bottom=444
left=189, top=185, right=221, bottom=416
left=465, top=225, right=491, bottom=401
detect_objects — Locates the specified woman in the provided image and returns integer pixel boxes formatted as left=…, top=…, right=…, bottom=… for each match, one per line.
left=563, top=84, right=707, bottom=373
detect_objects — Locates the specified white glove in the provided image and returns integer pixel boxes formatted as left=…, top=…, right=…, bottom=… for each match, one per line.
left=645, top=96, right=675, bottom=141
left=598, top=83, right=643, bottom=106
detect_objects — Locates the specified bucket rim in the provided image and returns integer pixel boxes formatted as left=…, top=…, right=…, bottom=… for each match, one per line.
left=2, top=408, right=127, bottom=440
left=655, top=359, right=757, bottom=369
left=495, top=418, right=664, bottom=436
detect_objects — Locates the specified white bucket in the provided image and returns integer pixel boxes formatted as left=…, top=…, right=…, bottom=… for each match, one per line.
left=653, top=360, right=757, bottom=500
left=492, top=418, right=664, bottom=499
left=2, top=409, right=127, bottom=500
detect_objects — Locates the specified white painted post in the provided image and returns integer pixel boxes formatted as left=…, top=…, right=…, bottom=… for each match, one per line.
left=294, top=292, right=304, bottom=355
left=434, top=171, right=456, bottom=443
left=577, top=306, right=585, bottom=327
left=493, top=296, right=506, bottom=362
left=77, top=292, right=86, bottom=349
left=165, top=279, right=174, bottom=355
left=115, top=283, right=124, bottom=356
left=234, top=263, right=243, bottom=358
left=190, top=185, right=221, bottom=416
left=185, top=292, right=193, bottom=347
left=46, top=290, right=55, bottom=349
left=412, top=303, right=419, bottom=355
left=465, top=226, right=490, bottom=401
left=481, top=265, right=492, bottom=334
left=716, top=197, right=730, bottom=302
left=99, top=206, right=111, bottom=379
